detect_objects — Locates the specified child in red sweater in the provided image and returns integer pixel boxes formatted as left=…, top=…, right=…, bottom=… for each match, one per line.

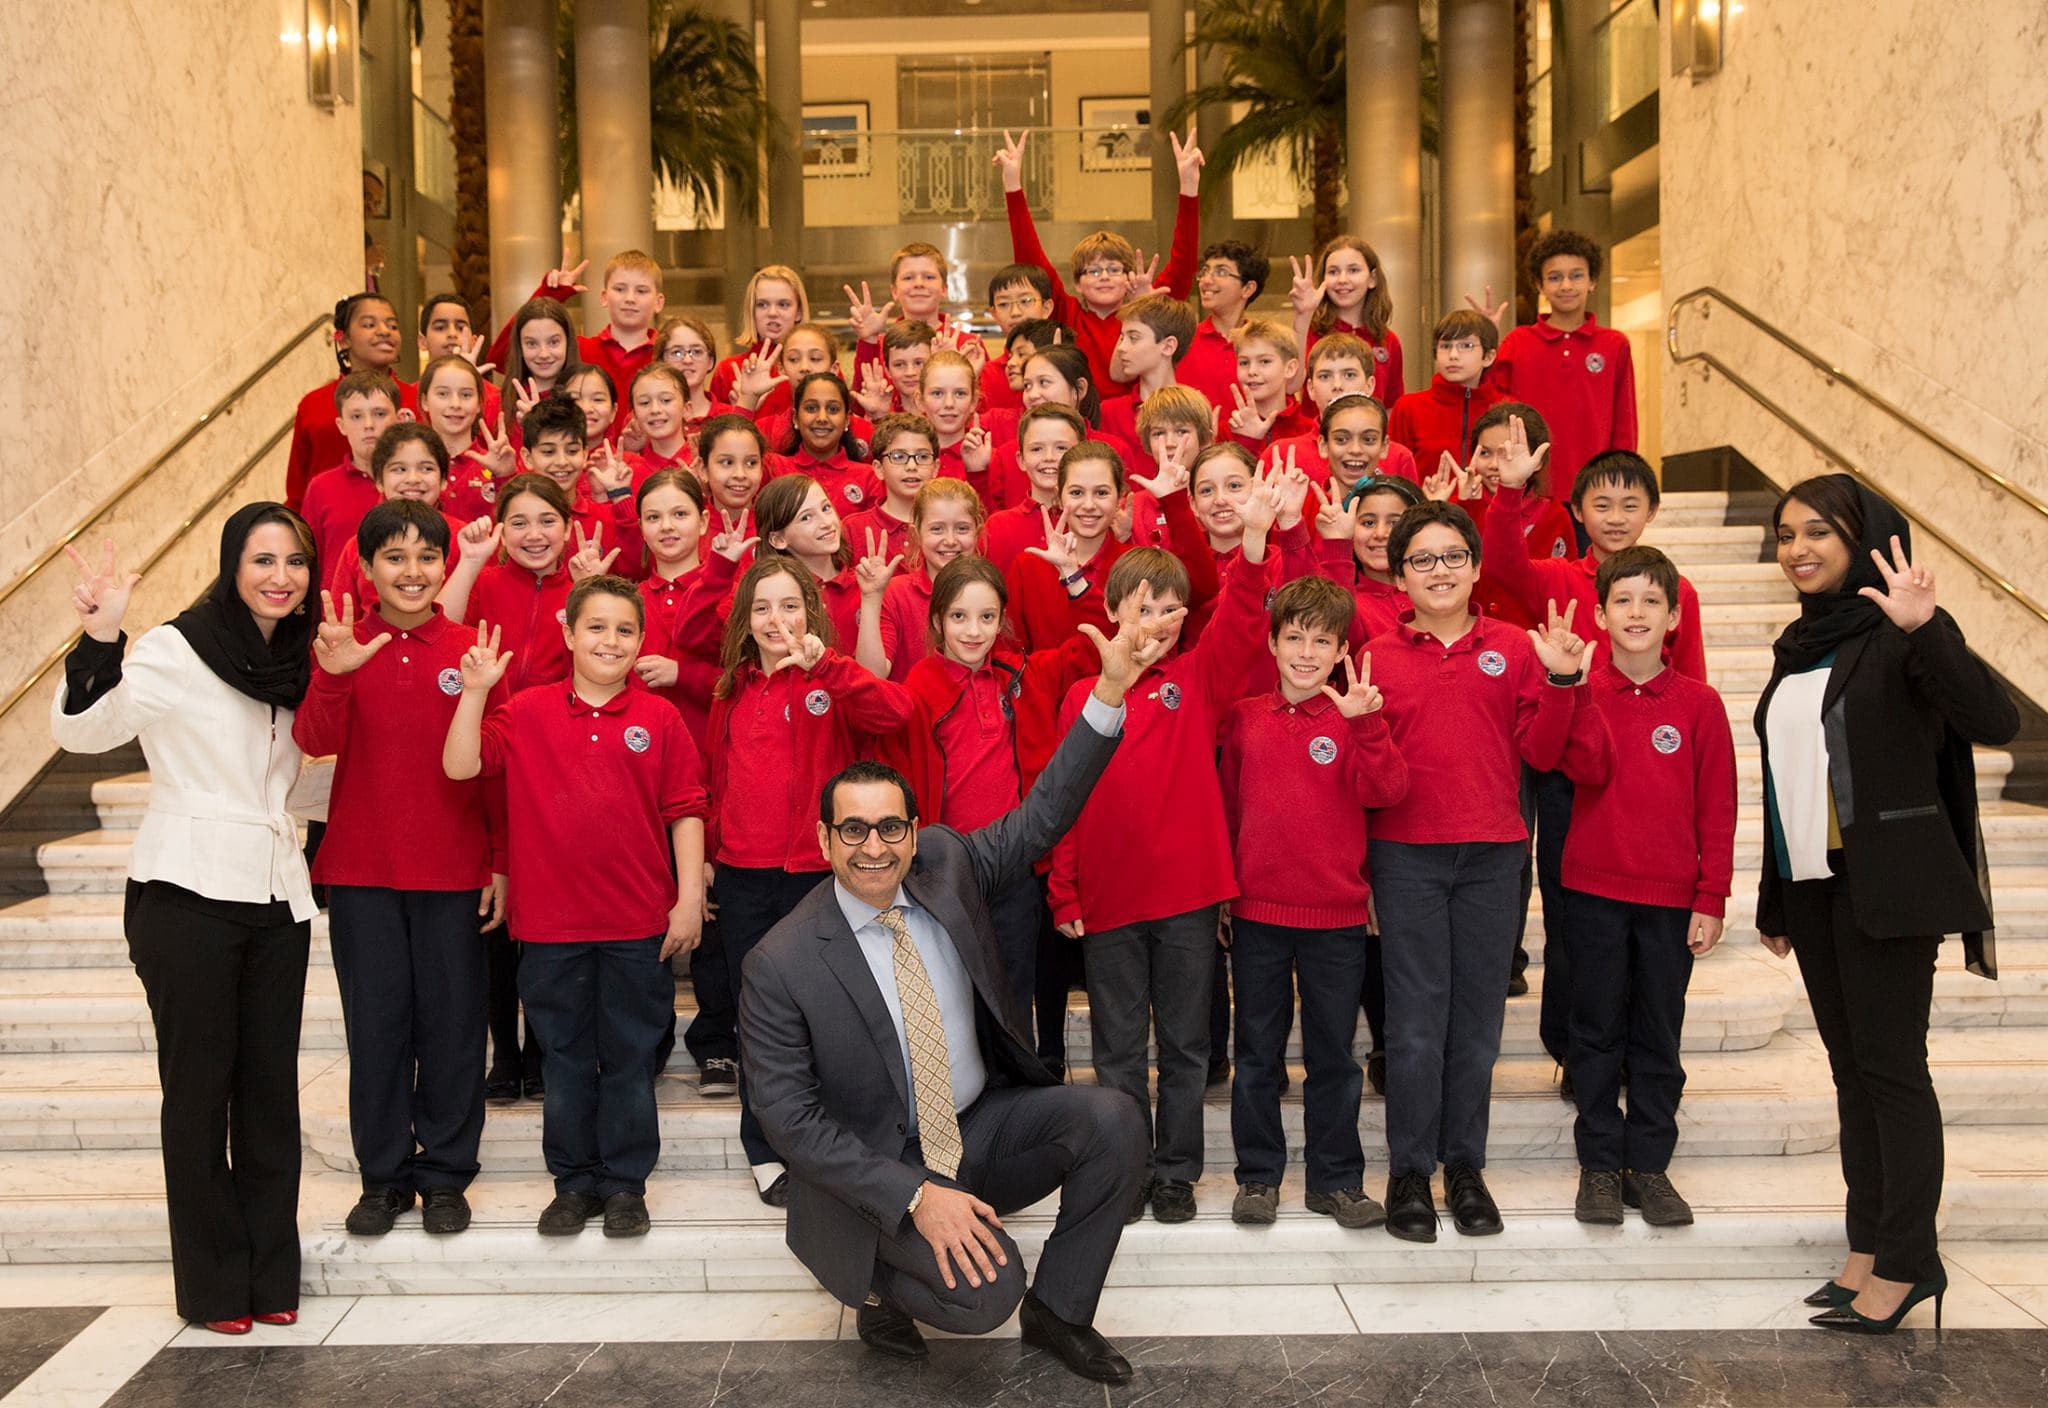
left=995, top=126, right=1206, bottom=394
left=1048, top=480, right=1280, bottom=1223
left=709, top=264, right=809, bottom=404
left=1367, top=501, right=1604, bottom=1244
left=1387, top=309, right=1506, bottom=479
left=1220, top=576, right=1408, bottom=1229
left=294, top=500, right=504, bottom=1237
left=704, top=556, right=913, bottom=1203
left=1556, top=546, right=1733, bottom=1230
left=1179, top=241, right=1268, bottom=412
left=1224, top=320, right=1314, bottom=455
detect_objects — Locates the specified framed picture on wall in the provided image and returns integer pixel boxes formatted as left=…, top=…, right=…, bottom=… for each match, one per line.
left=802, top=102, right=871, bottom=177
left=1079, top=96, right=1151, bottom=172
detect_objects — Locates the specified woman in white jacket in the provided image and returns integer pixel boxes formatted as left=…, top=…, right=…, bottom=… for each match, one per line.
left=51, top=503, right=319, bottom=1335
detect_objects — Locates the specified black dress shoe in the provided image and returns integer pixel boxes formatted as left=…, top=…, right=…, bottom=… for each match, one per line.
left=1384, top=1172, right=1437, bottom=1243
left=523, top=1073, right=546, bottom=1101
left=1150, top=1178, right=1196, bottom=1223
left=1444, top=1165, right=1503, bottom=1236
left=855, top=1299, right=927, bottom=1359
left=485, top=1070, right=520, bottom=1104
left=758, top=1172, right=790, bottom=1208
left=1019, top=1292, right=1131, bottom=1384
left=421, top=1188, right=472, bottom=1235
left=344, top=1187, right=414, bottom=1236
left=1507, top=971, right=1530, bottom=997
left=602, top=1191, right=651, bottom=1238
left=537, top=1190, right=605, bottom=1235
left=1206, top=1059, right=1231, bottom=1088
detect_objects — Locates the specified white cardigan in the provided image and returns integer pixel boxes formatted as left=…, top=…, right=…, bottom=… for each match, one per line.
left=49, top=626, right=316, bottom=921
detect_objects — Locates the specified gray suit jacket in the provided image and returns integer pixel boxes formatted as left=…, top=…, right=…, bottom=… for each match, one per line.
left=738, top=708, right=1120, bottom=1307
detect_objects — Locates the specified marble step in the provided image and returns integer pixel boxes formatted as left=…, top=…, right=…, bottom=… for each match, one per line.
left=2, top=1129, right=2042, bottom=1287
left=1669, top=562, right=1800, bottom=605
left=1634, top=524, right=1770, bottom=565
left=1642, top=492, right=1779, bottom=528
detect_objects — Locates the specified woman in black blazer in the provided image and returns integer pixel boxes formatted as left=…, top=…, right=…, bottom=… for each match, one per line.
left=1754, top=474, right=2019, bottom=1334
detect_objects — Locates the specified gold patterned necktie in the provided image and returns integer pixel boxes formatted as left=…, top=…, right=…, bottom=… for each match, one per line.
left=877, top=905, right=963, bottom=1178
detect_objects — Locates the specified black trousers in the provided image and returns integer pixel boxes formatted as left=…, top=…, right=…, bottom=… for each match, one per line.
left=1231, top=919, right=1370, bottom=1191
left=680, top=920, right=737, bottom=1065
left=717, top=865, right=828, bottom=1166
left=486, top=933, right=541, bottom=1080
left=874, top=1084, right=1147, bottom=1331
left=327, top=887, right=488, bottom=1193
left=1564, top=891, right=1692, bottom=1173
left=1511, top=767, right=1575, bottom=1068
left=125, top=880, right=309, bottom=1323
left=1784, top=875, right=1944, bottom=1283
left=988, top=872, right=1074, bottom=1071
left=1359, top=931, right=1386, bottom=1053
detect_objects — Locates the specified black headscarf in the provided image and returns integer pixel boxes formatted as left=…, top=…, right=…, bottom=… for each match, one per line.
left=169, top=502, right=317, bottom=710
left=1772, top=475, right=1914, bottom=672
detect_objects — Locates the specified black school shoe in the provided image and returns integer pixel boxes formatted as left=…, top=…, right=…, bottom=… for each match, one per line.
left=421, top=1188, right=472, bottom=1235
left=485, top=1069, right=521, bottom=1105
left=1574, top=1169, right=1624, bottom=1226
left=1444, top=1165, right=1503, bottom=1236
left=537, top=1190, right=605, bottom=1235
left=1125, top=1177, right=1154, bottom=1225
left=1384, top=1173, right=1437, bottom=1243
left=1623, top=1170, right=1695, bottom=1227
left=603, top=1191, right=651, bottom=1238
left=1150, top=1179, right=1196, bottom=1223
left=344, top=1187, right=415, bottom=1236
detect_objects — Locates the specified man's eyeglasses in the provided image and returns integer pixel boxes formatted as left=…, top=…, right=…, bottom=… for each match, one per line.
left=881, top=450, right=937, bottom=467
left=1401, top=548, right=1474, bottom=573
left=831, top=817, right=912, bottom=845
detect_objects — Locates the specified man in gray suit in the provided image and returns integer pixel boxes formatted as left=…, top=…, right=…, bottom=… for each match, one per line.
left=739, top=605, right=1179, bottom=1384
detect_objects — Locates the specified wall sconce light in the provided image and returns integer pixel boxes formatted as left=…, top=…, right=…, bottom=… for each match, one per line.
left=1671, top=0, right=1724, bottom=79
left=304, top=0, right=358, bottom=108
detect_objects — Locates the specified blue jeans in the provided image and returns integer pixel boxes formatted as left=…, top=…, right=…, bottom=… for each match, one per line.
left=518, top=936, right=674, bottom=1197
left=1230, top=918, right=1370, bottom=1191
left=1369, top=840, right=1524, bottom=1177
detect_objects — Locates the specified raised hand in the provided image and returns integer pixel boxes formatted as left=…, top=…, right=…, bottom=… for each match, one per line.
left=477, top=414, right=516, bottom=481
left=1270, top=448, right=1311, bottom=528
left=854, top=359, right=897, bottom=418
left=1858, top=535, right=1937, bottom=633
left=1287, top=254, right=1328, bottom=321
left=460, top=621, right=513, bottom=691
left=954, top=329, right=989, bottom=373
left=586, top=441, right=632, bottom=499
left=1321, top=649, right=1383, bottom=717
left=1228, top=384, right=1277, bottom=443
left=458, top=516, right=503, bottom=565
left=854, top=526, right=903, bottom=600
left=1238, top=470, right=1282, bottom=539
left=709, top=509, right=758, bottom=564
left=1111, top=493, right=1135, bottom=544
left=512, top=377, right=545, bottom=420
left=1129, top=457, right=1190, bottom=502
left=769, top=632, right=826, bottom=674
left=992, top=129, right=1029, bottom=193
left=1171, top=124, right=1205, bottom=197
left=1309, top=478, right=1352, bottom=540
left=1022, top=506, right=1082, bottom=581
left=1124, top=251, right=1164, bottom=301
left=63, top=538, right=139, bottom=643
left=960, top=417, right=992, bottom=476
left=1528, top=598, right=1589, bottom=678
left=567, top=522, right=621, bottom=582
left=617, top=414, right=648, bottom=455
left=544, top=258, right=590, bottom=294
left=1424, top=452, right=1479, bottom=502
left=1463, top=284, right=1510, bottom=325
left=843, top=281, right=894, bottom=343
left=312, top=591, right=393, bottom=676
left=1495, top=413, right=1549, bottom=491
left=456, top=330, right=497, bottom=378
left=734, top=339, right=785, bottom=406
left=1081, top=582, right=1186, bottom=699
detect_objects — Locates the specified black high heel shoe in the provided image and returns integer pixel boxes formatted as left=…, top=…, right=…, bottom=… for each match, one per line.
left=1802, top=1280, right=1856, bottom=1308
left=1809, top=1273, right=1945, bottom=1334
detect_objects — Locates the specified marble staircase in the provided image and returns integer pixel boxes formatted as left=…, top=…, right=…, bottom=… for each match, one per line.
left=2, top=491, right=2045, bottom=1297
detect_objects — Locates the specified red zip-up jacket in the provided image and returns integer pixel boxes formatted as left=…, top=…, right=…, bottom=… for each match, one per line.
left=1221, top=691, right=1410, bottom=929
left=467, top=558, right=573, bottom=694
left=1387, top=375, right=1506, bottom=480
left=1481, top=484, right=1708, bottom=680
left=705, top=650, right=913, bottom=869
left=1558, top=659, right=1735, bottom=917
left=639, top=564, right=717, bottom=750
left=1005, top=489, right=1219, bottom=654
left=1461, top=488, right=1577, bottom=630
left=1490, top=316, right=1639, bottom=505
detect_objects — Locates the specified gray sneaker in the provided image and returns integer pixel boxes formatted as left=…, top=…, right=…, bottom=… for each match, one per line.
left=1575, top=1168, right=1624, bottom=1225
left=1231, top=1182, right=1280, bottom=1225
left=1623, top=1170, right=1695, bottom=1227
left=1306, top=1186, right=1387, bottom=1229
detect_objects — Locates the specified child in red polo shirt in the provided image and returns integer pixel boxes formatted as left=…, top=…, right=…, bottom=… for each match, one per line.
left=294, top=500, right=504, bottom=1239
left=843, top=413, right=933, bottom=564
left=1490, top=231, right=1638, bottom=512
left=1387, top=309, right=1506, bottom=482
left=416, top=356, right=498, bottom=523
left=1557, top=546, right=1733, bottom=1229
left=1048, top=479, right=1280, bottom=1223
left=321, top=424, right=459, bottom=614
left=704, top=555, right=913, bottom=1204
left=563, top=367, right=620, bottom=449
left=649, top=315, right=742, bottom=450
left=698, top=414, right=771, bottom=526
left=1221, top=576, right=1408, bottom=1229
left=300, top=372, right=402, bottom=575
left=287, top=293, right=417, bottom=509
left=1288, top=237, right=1405, bottom=404
left=996, top=126, right=1205, bottom=395
left=978, top=264, right=1055, bottom=411
left=1100, top=294, right=1200, bottom=463
left=1180, top=241, right=1267, bottom=412
left=1224, top=320, right=1314, bottom=455
left=625, top=365, right=694, bottom=482
left=851, top=321, right=935, bottom=422
left=445, top=574, right=707, bottom=1238
left=709, top=264, right=809, bottom=405
left=863, top=476, right=986, bottom=682
left=630, top=469, right=712, bottom=742
left=984, top=405, right=1083, bottom=572
left=1367, top=501, right=1603, bottom=1245
left=440, top=474, right=578, bottom=696
left=1311, top=472, right=1425, bottom=646
left=774, top=373, right=883, bottom=519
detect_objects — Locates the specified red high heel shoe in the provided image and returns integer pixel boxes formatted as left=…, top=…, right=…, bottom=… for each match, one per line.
left=254, top=1311, right=298, bottom=1326
left=203, top=1317, right=253, bottom=1335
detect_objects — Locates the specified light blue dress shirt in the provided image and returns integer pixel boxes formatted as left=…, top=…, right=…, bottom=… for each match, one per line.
left=834, top=883, right=990, bottom=1127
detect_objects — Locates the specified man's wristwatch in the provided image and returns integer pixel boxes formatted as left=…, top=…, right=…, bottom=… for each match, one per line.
left=907, top=1181, right=928, bottom=1217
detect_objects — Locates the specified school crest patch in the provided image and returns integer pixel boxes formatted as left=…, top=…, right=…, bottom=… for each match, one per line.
left=1373, top=345, right=1389, bottom=363
left=1651, top=724, right=1682, bottom=755
left=1308, top=735, right=1338, bottom=765
left=843, top=484, right=865, bottom=505
left=1551, top=539, right=1569, bottom=557
left=624, top=725, right=652, bottom=753
left=805, top=688, right=832, bottom=716
left=437, top=667, right=464, bottom=696
left=1159, top=682, right=1183, bottom=710
left=1477, top=650, right=1508, bottom=677
left=1585, top=353, right=1607, bottom=374
left=479, top=478, right=498, bottom=504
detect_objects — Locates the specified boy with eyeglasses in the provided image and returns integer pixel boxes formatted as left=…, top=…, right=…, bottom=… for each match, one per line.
left=845, top=414, right=939, bottom=564
left=1388, top=310, right=1507, bottom=485
left=1178, top=241, right=1268, bottom=413
left=1363, top=501, right=1605, bottom=1245
left=1489, top=231, right=1638, bottom=514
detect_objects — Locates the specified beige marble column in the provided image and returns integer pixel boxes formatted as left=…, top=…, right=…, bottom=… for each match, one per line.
left=1149, top=0, right=1187, bottom=252
left=762, top=0, right=803, bottom=271
left=713, top=0, right=761, bottom=339
left=575, top=0, right=656, bottom=324
left=1194, top=9, right=1238, bottom=247
left=484, top=0, right=562, bottom=312
left=1557, top=0, right=1613, bottom=323
left=1345, top=0, right=1424, bottom=358
left=1438, top=0, right=1516, bottom=326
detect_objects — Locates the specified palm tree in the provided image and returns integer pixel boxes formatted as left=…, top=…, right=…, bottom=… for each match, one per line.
left=448, top=0, right=491, bottom=327
left=1166, top=0, right=1439, bottom=249
left=557, top=1, right=771, bottom=224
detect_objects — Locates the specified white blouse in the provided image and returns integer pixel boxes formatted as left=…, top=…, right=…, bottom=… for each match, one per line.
left=1765, top=663, right=1835, bottom=882
left=49, top=627, right=315, bottom=921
